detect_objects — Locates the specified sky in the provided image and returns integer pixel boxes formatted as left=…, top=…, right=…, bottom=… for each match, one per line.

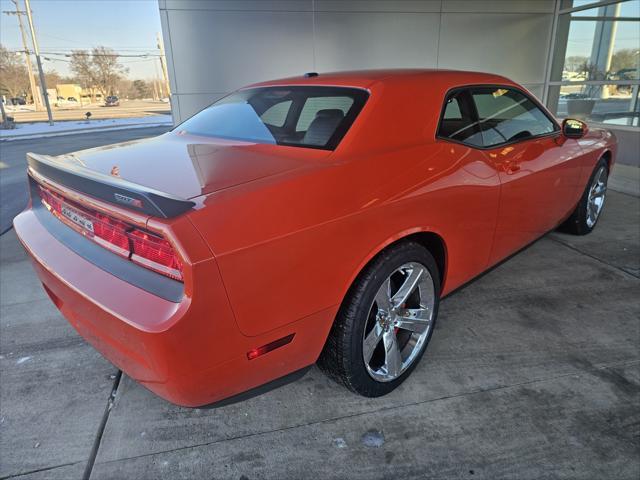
left=566, top=21, right=639, bottom=57
left=0, top=0, right=163, bottom=80
left=565, top=1, right=640, bottom=58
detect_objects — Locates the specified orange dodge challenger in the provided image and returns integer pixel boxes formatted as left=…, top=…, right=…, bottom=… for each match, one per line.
left=14, top=70, right=616, bottom=406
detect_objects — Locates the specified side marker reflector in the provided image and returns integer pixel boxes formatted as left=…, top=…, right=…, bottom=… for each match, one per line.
left=247, top=334, right=295, bottom=360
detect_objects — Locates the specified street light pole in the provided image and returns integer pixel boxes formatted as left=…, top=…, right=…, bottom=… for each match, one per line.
left=3, top=0, right=42, bottom=110
left=23, top=0, right=53, bottom=125
left=156, top=32, right=171, bottom=99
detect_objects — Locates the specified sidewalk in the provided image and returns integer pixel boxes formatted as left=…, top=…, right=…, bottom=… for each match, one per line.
left=0, top=115, right=173, bottom=141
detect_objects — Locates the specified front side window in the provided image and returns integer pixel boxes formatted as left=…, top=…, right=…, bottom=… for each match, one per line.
left=176, top=86, right=368, bottom=150
left=470, top=87, right=557, bottom=147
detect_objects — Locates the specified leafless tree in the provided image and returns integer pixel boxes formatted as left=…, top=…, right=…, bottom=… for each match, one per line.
left=70, top=47, right=128, bottom=98
left=0, top=44, right=30, bottom=99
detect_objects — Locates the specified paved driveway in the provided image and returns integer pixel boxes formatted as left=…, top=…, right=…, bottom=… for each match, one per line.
left=1, top=184, right=638, bottom=478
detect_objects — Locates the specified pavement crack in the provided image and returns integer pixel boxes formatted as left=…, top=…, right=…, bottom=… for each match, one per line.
left=548, top=236, right=639, bottom=279
left=0, top=462, right=79, bottom=480
left=82, top=370, right=122, bottom=480
left=93, top=366, right=627, bottom=467
left=609, top=188, right=639, bottom=199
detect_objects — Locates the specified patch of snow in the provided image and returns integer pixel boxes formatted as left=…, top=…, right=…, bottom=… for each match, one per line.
left=3, top=105, right=35, bottom=113
left=333, top=437, right=348, bottom=449
left=1, top=115, right=173, bottom=140
left=361, top=429, right=385, bottom=448
left=16, top=356, right=31, bottom=365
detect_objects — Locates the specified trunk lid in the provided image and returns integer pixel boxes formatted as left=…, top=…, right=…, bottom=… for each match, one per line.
left=48, top=132, right=331, bottom=200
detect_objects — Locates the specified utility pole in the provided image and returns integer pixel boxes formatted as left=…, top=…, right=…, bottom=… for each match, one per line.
left=24, top=0, right=53, bottom=125
left=156, top=32, right=171, bottom=99
left=152, top=79, right=159, bottom=101
left=3, top=0, right=42, bottom=110
left=0, top=94, right=9, bottom=128
left=152, top=57, right=162, bottom=99
left=156, top=65, right=165, bottom=98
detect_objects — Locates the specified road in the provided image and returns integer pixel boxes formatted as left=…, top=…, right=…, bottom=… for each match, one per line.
left=0, top=126, right=171, bottom=234
left=5, top=100, right=170, bottom=123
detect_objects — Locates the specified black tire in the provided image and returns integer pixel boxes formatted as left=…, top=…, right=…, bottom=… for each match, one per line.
left=560, top=158, right=609, bottom=235
left=318, top=242, right=440, bottom=397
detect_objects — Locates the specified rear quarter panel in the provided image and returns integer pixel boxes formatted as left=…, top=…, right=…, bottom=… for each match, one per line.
left=188, top=142, right=500, bottom=337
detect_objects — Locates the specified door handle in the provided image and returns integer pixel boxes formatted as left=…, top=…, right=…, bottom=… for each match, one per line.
left=503, top=161, right=521, bottom=174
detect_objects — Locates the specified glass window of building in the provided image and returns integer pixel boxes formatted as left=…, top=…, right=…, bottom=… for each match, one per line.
left=547, top=0, right=639, bottom=127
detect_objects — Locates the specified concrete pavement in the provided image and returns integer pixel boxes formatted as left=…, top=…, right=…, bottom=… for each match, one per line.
left=1, top=189, right=638, bottom=479
left=0, top=229, right=117, bottom=479
left=610, top=164, right=640, bottom=198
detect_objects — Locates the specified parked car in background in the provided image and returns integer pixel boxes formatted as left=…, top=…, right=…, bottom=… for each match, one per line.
left=9, top=97, right=26, bottom=105
left=105, top=95, right=120, bottom=107
left=14, top=70, right=616, bottom=406
left=54, top=96, right=76, bottom=107
left=67, top=97, right=78, bottom=103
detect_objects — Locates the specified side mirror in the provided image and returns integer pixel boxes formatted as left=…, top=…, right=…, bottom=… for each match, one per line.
left=562, top=118, right=588, bottom=139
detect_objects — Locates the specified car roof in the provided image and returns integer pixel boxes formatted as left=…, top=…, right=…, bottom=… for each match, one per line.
left=248, top=69, right=516, bottom=90
left=246, top=69, right=528, bottom=155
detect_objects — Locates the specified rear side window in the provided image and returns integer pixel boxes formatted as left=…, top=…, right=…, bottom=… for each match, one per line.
left=437, top=91, right=483, bottom=147
left=470, top=87, right=557, bottom=147
left=443, top=95, right=462, bottom=119
left=176, top=86, right=368, bottom=150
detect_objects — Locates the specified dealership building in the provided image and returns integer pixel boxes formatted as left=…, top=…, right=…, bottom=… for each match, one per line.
left=158, top=0, right=639, bottom=168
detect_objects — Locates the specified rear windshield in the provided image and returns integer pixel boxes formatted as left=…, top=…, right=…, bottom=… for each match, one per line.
left=175, top=86, right=369, bottom=150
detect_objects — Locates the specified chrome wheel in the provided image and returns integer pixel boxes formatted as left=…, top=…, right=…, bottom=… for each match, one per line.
left=362, top=262, right=435, bottom=382
left=586, top=165, right=608, bottom=228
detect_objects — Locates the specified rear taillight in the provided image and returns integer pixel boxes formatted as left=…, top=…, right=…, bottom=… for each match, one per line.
left=93, top=212, right=130, bottom=257
left=129, top=229, right=183, bottom=281
left=38, top=185, right=184, bottom=282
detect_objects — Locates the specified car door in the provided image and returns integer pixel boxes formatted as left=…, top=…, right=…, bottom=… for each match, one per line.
left=466, top=86, right=583, bottom=265
left=435, top=88, right=502, bottom=281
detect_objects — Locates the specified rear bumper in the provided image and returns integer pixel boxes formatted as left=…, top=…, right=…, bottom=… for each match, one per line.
left=13, top=207, right=335, bottom=406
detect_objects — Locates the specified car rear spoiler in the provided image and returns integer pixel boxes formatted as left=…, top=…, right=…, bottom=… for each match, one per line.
left=27, top=152, right=195, bottom=219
